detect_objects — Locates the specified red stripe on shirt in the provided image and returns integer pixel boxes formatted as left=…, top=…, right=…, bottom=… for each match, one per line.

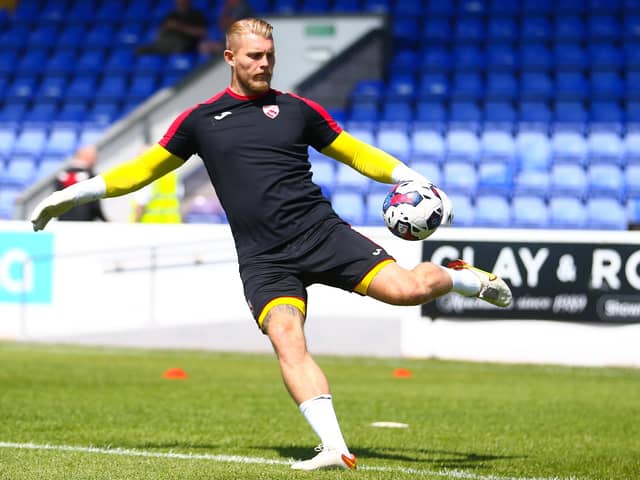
left=288, top=92, right=342, bottom=134
left=158, top=90, right=227, bottom=147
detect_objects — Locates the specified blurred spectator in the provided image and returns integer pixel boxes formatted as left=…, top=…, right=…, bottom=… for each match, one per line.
left=130, top=171, right=183, bottom=223
left=55, top=145, right=108, bottom=222
left=199, top=0, right=255, bottom=57
left=136, top=0, right=208, bottom=55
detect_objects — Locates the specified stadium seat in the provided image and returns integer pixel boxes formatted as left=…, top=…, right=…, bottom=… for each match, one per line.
left=553, top=43, right=588, bottom=71
left=128, top=75, right=159, bottom=103
left=550, top=164, right=588, bottom=198
left=550, top=131, right=588, bottom=165
left=380, top=100, right=413, bottom=124
left=442, top=161, right=478, bottom=194
left=44, top=127, right=78, bottom=156
left=17, top=50, right=49, bottom=75
left=449, top=102, right=481, bottom=130
left=554, top=16, right=586, bottom=42
left=485, top=73, right=518, bottom=101
left=420, top=47, right=452, bottom=73
left=38, top=75, right=67, bottom=102
left=350, top=80, right=384, bottom=102
left=0, top=187, right=20, bottom=219
left=586, top=198, right=628, bottom=229
left=422, top=18, right=452, bottom=44
left=105, top=49, right=137, bottom=75
left=477, top=161, right=514, bottom=196
left=445, top=129, right=480, bottom=163
left=8, top=77, right=38, bottom=103
left=485, top=44, right=518, bottom=72
left=85, top=25, right=115, bottom=48
left=511, top=195, right=549, bottom=228
left=487, top=17, right=517, bottom=43
left=335, top=163, right=371, bottom=193
left=483, top=101, right=517, bottom=128
left=12, top=128, right=48, bottom=157
left=349, top=100, right=379, bottom=123
left=76, top=50, right=106, bottom=75
left=386, top=73, right=418, bottom=101
left=418, top=73, right=449, bottom=102
left=521, top=17, right=552, bottom=42
left=28, top=25, right=59, bottom=48
left=0, top=156, right=37, bottom=187
left=23, top=103, right=59, bottom=126
left=414, top=101, right=447, bottom=131
left=587, top=164, right=625, bottom=200
left=513, top=170, right=551, bottom=198
left=555, top=72, right=588, bottom=100
left=473, top=195, right=511, bottom=227
left=553, top=102, right=589, bottom=130
left=590, top=72, right=624, bottom=101
left=409, top=161, right=442, bottom=186
left=590, top=101, right=624, bottom=130
left=479, top=130, right=516, bottom=163
left=331, top=190, right=365, bottom=224
left=310, top=157, right=335, bottom=192
left=549, top=196, right=587, bottom=228
left=454, top=17, right=485, bottom=43
left=589, top=43, right=624, bottom=71
left=66, top=76, right=97, bottom=103
left=516, top=132, right=552, bottom=172
left=364, top=191, right=387, bottom=225
left=37, top=157, right=64, bottom=180
left=411, top=128, right=446, bottom=162
left=391, top=16, right=420, bottom=49
left=520, top=44, right=552, bottom=71
left=450, top=72, right=483, bottom=100
left=447, top=193, right=474, bottom=226
left=96, top=76, right=129, bottom=102
left=587, top=131, right=625, bottom=165
left=518, top=101, right=552, bottom=128
left=452, top=44, right=485, bottom=72
left=376, top=128, right=411, bottom=160
left=393, top=0, right=422, bottom=16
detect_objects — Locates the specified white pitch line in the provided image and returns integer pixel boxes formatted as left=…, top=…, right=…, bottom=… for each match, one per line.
left=0, top=441, right=582, bottom=480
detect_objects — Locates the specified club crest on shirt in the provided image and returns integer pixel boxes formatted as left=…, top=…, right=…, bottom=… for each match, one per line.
left=262, top=105, right=279, bottom=119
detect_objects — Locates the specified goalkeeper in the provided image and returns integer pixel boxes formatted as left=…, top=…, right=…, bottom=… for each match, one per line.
left=31, top=18, right=512, bottom=472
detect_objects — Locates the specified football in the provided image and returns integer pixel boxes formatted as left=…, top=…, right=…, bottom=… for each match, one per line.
left=382, top=180, right=444, bottom=241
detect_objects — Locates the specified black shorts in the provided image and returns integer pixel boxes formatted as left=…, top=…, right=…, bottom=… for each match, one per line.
left=239, top=216, right=395, bottom=331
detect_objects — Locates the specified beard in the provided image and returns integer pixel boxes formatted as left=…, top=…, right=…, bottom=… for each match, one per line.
left=238, top=72, right=271, bottom=96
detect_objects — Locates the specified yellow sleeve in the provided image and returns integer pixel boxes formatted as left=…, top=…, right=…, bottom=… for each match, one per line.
left=320, top=131, right=402, bottom=183
left=101, top=144, right=185, bottom=197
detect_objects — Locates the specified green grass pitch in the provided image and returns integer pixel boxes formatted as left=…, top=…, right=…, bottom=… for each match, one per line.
left=0, top=342, right=638, bottom=479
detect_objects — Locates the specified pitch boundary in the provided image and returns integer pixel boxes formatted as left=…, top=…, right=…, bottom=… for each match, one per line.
left=0, top=441, right=581, bottom=480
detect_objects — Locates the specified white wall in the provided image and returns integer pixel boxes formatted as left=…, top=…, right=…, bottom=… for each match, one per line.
left=1, top=221, right=638, bottom=367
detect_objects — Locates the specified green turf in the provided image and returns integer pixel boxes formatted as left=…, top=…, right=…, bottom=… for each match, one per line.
left=0, top=342, right=638, bottom=480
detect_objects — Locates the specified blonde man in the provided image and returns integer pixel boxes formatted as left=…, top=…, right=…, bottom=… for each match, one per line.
left=32, top=18, right=512, bottom=471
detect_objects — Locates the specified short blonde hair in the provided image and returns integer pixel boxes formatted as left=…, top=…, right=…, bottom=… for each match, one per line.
left=226, top=18, right=273, bottom=50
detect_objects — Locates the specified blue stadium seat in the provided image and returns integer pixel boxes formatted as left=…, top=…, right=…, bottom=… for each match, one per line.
left=331, top=190, right=365, bottom=225
left=66, top=3, right=97, bottom=23
left=452, top=44, right=485, bottom=71
left=418, top=73, right=449, bottom=101
left=590, top=101, right=624, bottom=129
left=590, top=72, right=624, bottom=101
left=422, top=18, right=452, bottom=44
left=77, top=126, right=105, bottom=147
left=135, top=55, right=166, bottom=75
left=23, top=103, right=59, bottom=126
left=28, top=25, right=59, bottom=48
left=588, top=15, right=620, bottom=41
left=477, top=161, right=514, bottom=196
left=485, top=44, right=518, bottom=72
left=454, top=17, right=485, bottom=43
left=17, top=50, right=49, bottom=75
left=0, top=51, right=18, bottom=75
left=553, top=101, right=588, bottom=129
left=391, top=16, right=420, bottom=49
left=96, top=76, right=129, bottom=102
left=114, top=23, right=144, bottom=47
left=420, top=47, right=452, bottom=73
left=549, top=196, right=587, bottom=228
left=12, top=128, right=48, bottom=157
left=0, top=25, right=30, bottom=50
left=487, top=17, right=517, bottom=43
left=516, top=131, right=552, bottom=171
left=590, top=43, right=624, bottom=71
left=479, top=130, right=516, bottom=163
left=95, top=1, right=125, bottom=22
left=349, top=100, right=379, bottom=123
left=57, top=25, right=87, bottom=48
left=587, top=164, right=625, bottom=200
left=66, top=76, right=98, bottom=102
left=554, top=16, right=585, bottom=42
left=587, top=131, right=625, bottom=165
left=76, top=49, right=107, bottom=74
left=408, top=161, right=442, bottom=186
left=0, top=128, right=17, bottom=157
left=85, top=25, right=115, bottom=48
left=519, top=72, right=552, bottom=101
left=38, top=74, right=66, bottom=101
left=551, top=130, right=588, bottom=164
left=310, top=155, right=335, bottom=189
left=550, top=164, right=588, bottom=198
left=450, top=72, right=483, bottom=100
left=390, top=49, right=420, bottom=74
left=128, top=75, right=159, bottom=103
left=624, top=15, right=640, bottom=41
left=123, top=1, right=155, bottom=21
left=485, top=73, right=517, bottom=101
left=511, top=195, right=549, bottom=228
left=586, top=198, right=628, bottom=229
left=87, top=102, right=122, bottom=126
left=458, top=0, right=488, bottom=15
left=553, top=44, right=588, bottom=71
left=442, top=162, right=478, bottom=195
left=351, top=79, right=384, bottom=102
left=513, top=170, right=551, bottom=198
left=626, top=165, right=640, bottom=197
left=483, top=101, right=517, bottom=127
left=333, top=0, right=361, bottom=12
left=364, top=191, right=387, bottom=225
left=447, top=193, right=474, bottom=226
left=45, top=50, right=77, bottom=76
left=393, top=0, right=423, bottom=16
left=556, top=0, right=587, bottom=13
left=426, top=0, right=455, bottom=16
left=57, top=102, right=89, bottom=124
left=473, top=195, right=511, bottom=227
left=346, top=126, right=375, bottom=145
left=0, top=187, right=21, bottom=219
left=521, top=17, right=552, bottom=42
left=623, top=42, right=640, bottom=71
left=555, top=72, right=588, bottom=100
left=415, top=101, right=447, bottom=131
left=335, top=163, right=371, bottom=193
left=449, top=102, right=481, bottom=130
left=520, top=44, right=552, bottom=71
left=445, top=129, right=480, bottom=163
left=363, top=0, right=390, bottom=13
left=411, top=128, right=446, bottom=162
left=385, top=73, right=417, bottom=101
left=376, top=128, right=411, bottom=160
left=489, top=0, right=520, bottom=16
left=8, top=77, right=38, bottom=103
left=0, top=157, right=37, bottom=187
left=43, top=127, right=78, bottom=157
left=167, top=53, right=198, bottom=76
left=105, top=49, right=136, bottom=74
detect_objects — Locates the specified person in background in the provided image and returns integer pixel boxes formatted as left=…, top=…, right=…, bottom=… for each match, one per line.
left=136, top=0, right=208, bottom=55
left=131, top=171, right=183, bottom=223
left=54, top=145, right=108, bottom=222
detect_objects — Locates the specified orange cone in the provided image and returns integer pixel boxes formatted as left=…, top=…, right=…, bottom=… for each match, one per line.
left=163, top=368, right=188, bottom=380
left=392, top=368, right=412, bottom=378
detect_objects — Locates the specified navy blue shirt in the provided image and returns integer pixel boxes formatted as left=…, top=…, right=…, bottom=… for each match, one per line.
left=159, top=87, right=342, bottom=259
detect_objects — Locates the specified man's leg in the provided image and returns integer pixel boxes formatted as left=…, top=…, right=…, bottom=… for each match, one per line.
left=365, top=260, right=512, bottom=307
left=263, top=304, right=356, bottom=470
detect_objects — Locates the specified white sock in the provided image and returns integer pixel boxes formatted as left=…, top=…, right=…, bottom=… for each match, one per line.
left=445, top=266, right=482, bottom=296
left=299, top=394, right=350, bottom=455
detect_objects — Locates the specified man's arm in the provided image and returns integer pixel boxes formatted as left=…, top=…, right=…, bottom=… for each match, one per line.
left=320, top=131, right=454, bottom=224
left=31, top=144, right=184, bottom=231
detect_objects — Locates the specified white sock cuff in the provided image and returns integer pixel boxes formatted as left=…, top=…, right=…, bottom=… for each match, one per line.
left=299, top=394, right=332, bottom=414
left=445, top=266, right=482, bottom=296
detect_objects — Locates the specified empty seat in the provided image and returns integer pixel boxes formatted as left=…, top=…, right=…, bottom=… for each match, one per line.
left=454, top=17, right=485, bottom=43
left=513, top=170, right=551, bottom=197
left=452, top=44, right=485, bottom=71
left=331, top=191, right=365, bottom=224
left=380, top=100, right=413, bottom=124
left=386, top=73, right=417, bottom=101
left=442, top=161, right=478, bottom=194
left=554, top=16, right=585, bottom=42
left=589, top=43, right=624, bottom=71
left=518, top=101, right=552, bottom=127
left=485, top=44, right=518, bottom=72
left=422, top=18, right=452, bottom=44
left=549, top=196, right=587, bottom=228
left=521, top=17, right=552, bottom=42
left=449, top=102, right=481, bottom=129
left=0, top=156, right=36, bottom=187
left=588, top=16, right=620, bottom=41
left=586, top=198, right=627, bottom=229
left=587, top=164, right=625, bottom=199
left=480, top=130, right=516, bottom=162
left=477, top=161, right=514, bottom=195
left=520, top=72, right=552, bottom=100
left=364, top=191, right=387, bottom=225
left=511, top=195, right=549, bottom=228
left=376, top=128, right=411, bottom=159
left=473, top=195, right=511, bottom=227
left=487, top=17, right=517, bottom=43
left=550, top=164, right=588, bottom=198
left=445, top=129, right=480, bottom=163
left=447, top=193, right=474, bottom=226
left=553, top=101, right=588, bottom=128
left=483, top=101, right=517, bottom=127
left=590, top=72, right=624, bottom=100
left=350, top=79, right=384, bottom=102
left=520, top=43, right=552, bottom=71
left=420, top=47, right=452, bottom=73
left=555, top=72, right=588, bottom=100
left=550, top=131, right=588, bottom=165
left=553, top=43, right=587, bottom=71
left=587, top=131, right=625, bottom=165
left=85, top=25, right=115, bottom=48
left=335, top=163, right=370, bottom=192
left=128, top=75, right=159, bottom=102
left=44, top=127, right=78, bottom=156
left=450, top=72, right=483, bottom=100
left=349, top=100, right=379, bottom=123
left=625, top=165, right=640, bottom=196
left=409, top=161, right=442, bottom=185
left=485, top=73, right=517, bottom=101
left=414, top=101, right=447, bottom=130
left=418, top=73, right=449, bottom=101
left=12, top=128, right=47, bottom=156
left=411, top=128, right=446, bottom=162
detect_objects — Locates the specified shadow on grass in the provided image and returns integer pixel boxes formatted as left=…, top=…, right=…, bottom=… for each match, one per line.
left=260, top=445, right=523, bottom=470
